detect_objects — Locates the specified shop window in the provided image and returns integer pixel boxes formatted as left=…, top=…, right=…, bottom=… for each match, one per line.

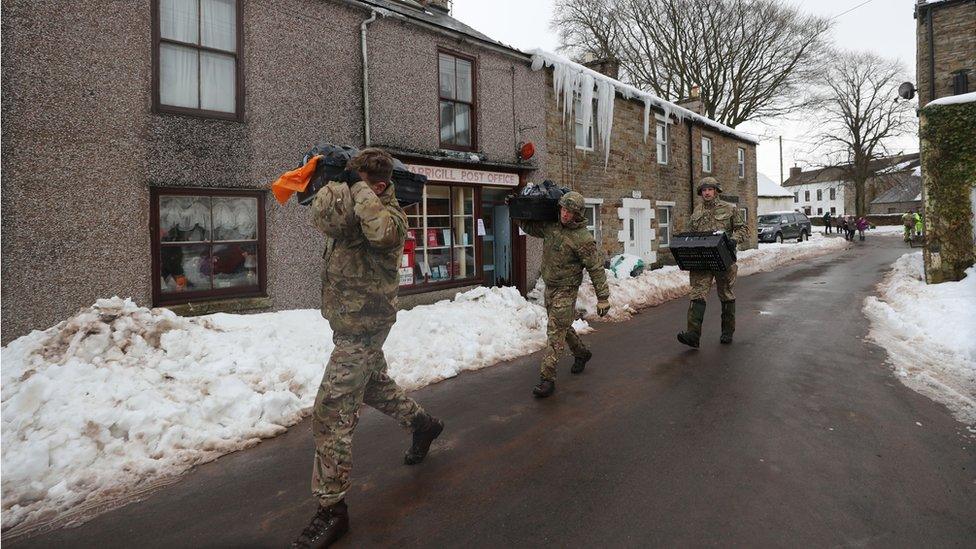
left=656, top=119, right=669, bottom=164
left=656, top=205, right=672, bottom=247
left=737, top=147, right=745, bottom=178
left=402, top=185, right=479, bottom=287
left=154, top=0, right=242, bottom=119
left=702, top=137, right=713, bottom=173
left=152, top=188, right=265, bottom=305
left=439, top=51, right=476, bottom=150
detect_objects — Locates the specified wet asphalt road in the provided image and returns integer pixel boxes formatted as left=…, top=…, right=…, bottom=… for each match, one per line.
left=7, top=235, right=976, bottom=548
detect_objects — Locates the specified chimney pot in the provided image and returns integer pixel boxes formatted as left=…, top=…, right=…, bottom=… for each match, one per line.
left=789, top=166, right=802, bottom=178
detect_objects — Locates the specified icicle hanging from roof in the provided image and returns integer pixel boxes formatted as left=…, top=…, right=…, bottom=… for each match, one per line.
left=529, top=49, right=759, bottom=168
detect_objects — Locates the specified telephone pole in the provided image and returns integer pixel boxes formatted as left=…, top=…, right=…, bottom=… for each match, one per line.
left=779, top=136, right=784, bottom=185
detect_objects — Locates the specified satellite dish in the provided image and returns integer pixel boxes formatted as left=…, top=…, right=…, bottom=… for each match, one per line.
left=898, top=82, right=916, bottom=100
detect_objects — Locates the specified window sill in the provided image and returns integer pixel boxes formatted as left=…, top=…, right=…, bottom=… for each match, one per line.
left=162, top=295, right=272, bottom=317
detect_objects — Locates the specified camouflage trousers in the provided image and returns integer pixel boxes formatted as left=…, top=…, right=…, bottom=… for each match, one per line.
left=539, top=286, right=588, bottom=382
left=689, top=264, right=738, bottom=302
left=311, top=325, right=422, bottom=506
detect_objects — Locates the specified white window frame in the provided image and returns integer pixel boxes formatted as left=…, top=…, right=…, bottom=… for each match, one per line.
left=656, top=201, right=675, bottom=248
left=702, top=137, right=713, bottom=173
left=574, top=97, right=595, bottom=151
left=737, top=147, right=746, bottom=178
left=656, top=116, right=669, bottom=165
left=793, top=191, right=798, bottom=203
left=816, top=189, right=823, bottom=201
left=584, top=197, right=603, bottom=243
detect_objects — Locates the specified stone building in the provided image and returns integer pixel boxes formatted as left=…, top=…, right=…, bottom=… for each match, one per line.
left=915, top=0, right=976, bottom=106
left=531, top=52, right=758, bottom=272
left=0, top=0, right=548, bottom=343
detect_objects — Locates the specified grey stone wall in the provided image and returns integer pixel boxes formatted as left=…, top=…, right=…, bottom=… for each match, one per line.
left=0, top=0, right=546, bottom=343
left=916, top=1, right=976, bottom=106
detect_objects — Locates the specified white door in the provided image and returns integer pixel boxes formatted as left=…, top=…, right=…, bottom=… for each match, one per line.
left=618, top=199, right=656, bottom=263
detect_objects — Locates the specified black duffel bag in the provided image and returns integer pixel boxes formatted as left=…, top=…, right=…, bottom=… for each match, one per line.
left=509, top=180, right=569, bottom=221
left=669, top=231, right=737, bottom=272
left=295, top=143, right=425, bottom=207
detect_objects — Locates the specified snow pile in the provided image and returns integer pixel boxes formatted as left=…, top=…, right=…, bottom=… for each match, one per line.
left=532, top=233, right=849, bottom=321
left=863, top=252, right=976, bottom=425
left=925, top=91, right=976, bottom=107
left=529, top=49, right=757, bottom=167
left=1, top=288, right=567, bottom=531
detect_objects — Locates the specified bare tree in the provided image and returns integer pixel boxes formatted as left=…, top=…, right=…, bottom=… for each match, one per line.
left=815, top=51, right=916, bottom=217
left=551, top=0, right=833, bottom=127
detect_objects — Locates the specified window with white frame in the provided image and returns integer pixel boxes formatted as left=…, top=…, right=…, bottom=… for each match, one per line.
left=702, top=137, right=713, bottom=172
left=656, top=204, right=673, bottom=247
left=574, top=98, right=595, bottom=150
left=584, top=198, right=602, bottom=243
left=737, top=147, right=745, bottom=178
left=793, top=191, right=798, bottom=203
left=829, top=188, right=836, bottom=200
left=656, top=119, right=669, bottom=164
left=816, top=189, right=823, bottom=201
left=817, top=207, right=823, bottom=215
left=804, top=190, right=810, bottom=201
left=830, top=206, right=836, bottom=214
left=155, top=0, right=241, bottom=118
left=740, top=206, right=749, bottom=225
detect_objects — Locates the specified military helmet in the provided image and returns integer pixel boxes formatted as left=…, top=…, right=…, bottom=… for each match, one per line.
left=697, top=176, right=723, bottom=195
left=558, top=191, right=586, bottom=215
left=311, top=181, right=358, bottom=238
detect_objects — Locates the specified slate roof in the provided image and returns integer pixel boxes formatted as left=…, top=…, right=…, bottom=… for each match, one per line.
left=871, top=174, right=923, bottom=204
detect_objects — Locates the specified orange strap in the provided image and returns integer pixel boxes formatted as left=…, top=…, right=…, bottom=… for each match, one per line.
left=270, top=155, right=322, bottom=205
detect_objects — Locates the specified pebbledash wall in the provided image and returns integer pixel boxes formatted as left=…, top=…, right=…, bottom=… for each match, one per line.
left=540, top=72, right=758, bottom=273
left=0, top=0, right=547, bottom=343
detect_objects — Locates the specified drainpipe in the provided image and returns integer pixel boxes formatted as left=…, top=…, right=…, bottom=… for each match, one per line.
left=927, top=8, right=935, bottom=103
left=687, top=119, right=695, bottom=214
left=361, top=10, right=378, bottom=146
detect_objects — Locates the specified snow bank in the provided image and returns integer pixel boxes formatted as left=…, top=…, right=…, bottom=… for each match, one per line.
left=532, top=233, right=849, bottom=321
left=1, top=288, right=572, bottom=531
left=863, top=252, right=976, bottom=425
left=925, top=91, right=976, bottom=107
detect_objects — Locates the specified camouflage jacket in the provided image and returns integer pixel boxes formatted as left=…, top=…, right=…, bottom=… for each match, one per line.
left=689, top=199, right=748, bottom=249
left=312, top=181, right=406, bottom=335
left=519, top=219, right=610, bottom=300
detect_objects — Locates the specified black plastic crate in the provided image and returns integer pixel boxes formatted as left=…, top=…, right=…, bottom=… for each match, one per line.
left=294, top=143, right=426, bottom=207
left=509, top=196, right=559, bottom=221
left=669, top=231, right=737, bottom=272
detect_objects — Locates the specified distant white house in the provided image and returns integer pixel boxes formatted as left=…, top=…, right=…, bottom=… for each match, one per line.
left=782, top=153, right=919, bottom=217
left=757, top=173, right=794, bottom=214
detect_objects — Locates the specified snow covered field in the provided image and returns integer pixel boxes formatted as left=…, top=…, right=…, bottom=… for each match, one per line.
left=1, top=234, right=848, bottom=531
left=864, top=252, right=976, bottom=426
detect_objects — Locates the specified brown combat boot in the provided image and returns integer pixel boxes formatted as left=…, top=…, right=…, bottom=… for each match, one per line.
left=292, top=500, right=349, bottom=549
left=404, top=412, right=444, bottom=465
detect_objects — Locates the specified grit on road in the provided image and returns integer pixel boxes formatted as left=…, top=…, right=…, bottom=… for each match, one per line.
left=7, top=235, right=975, bottom=548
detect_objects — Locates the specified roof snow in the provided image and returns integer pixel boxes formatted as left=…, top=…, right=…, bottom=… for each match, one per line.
left=757, top=173, right=792, bottom=197
left=528, top=49, right=758, bottom=167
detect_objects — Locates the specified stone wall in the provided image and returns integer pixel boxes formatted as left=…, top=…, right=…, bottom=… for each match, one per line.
left=916, top=1, right=976, bottom=106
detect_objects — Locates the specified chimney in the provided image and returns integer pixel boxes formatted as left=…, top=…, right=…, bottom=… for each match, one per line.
left=582, top=56, right=620, bottom=80
left=676, top=85, right=703, bottom=115
left=789, top=165, right=802, bottom=178
left=419, top=0, right=451, bottom=13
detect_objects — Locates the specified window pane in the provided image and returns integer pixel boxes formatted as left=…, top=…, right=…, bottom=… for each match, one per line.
left=160, top=244, right=211, bottom=293
left=160, top=0, right=199, bottom=44
left=201, top=0, right=236, bottom=51
left=456, top=58, right=472, bottom=102
left=575, top=120, right=588, bottom=148
left=160, top=43, right=199, bottom=108
left=440, top=100, right=454, bottom=144
left=438, top=54, right=455, bottom=99
left=160, top=195, right=211, bottom=241
left=454, top=103, right=471, bottom=146
left=200, top=51, right=235, bottom=112
left=212, top=242, right=258, bottom=288
left=212, top=197, right=257, bottom=241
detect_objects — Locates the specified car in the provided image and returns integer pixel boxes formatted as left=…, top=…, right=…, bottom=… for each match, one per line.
left=757, top=211, right=812, bottom=243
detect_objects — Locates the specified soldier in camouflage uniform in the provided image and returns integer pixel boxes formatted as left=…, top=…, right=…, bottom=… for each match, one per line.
left=677, top=177, right=748, bottom=348
left=293, top=149, right=444, bottom=549
left=518, top=191, right=611, bottom=398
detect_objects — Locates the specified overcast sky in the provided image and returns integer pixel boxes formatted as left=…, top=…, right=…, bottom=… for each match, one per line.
left=451, top=0, right=921, bottom=185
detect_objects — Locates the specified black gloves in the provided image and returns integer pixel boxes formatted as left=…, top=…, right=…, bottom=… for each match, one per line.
left=335, top=169, right=360, bottom=185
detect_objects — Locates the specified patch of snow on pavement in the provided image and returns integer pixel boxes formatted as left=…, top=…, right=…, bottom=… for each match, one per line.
left=1, top=287, right=556, bottom=531
left=863, top=252, right=976, bottom=425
